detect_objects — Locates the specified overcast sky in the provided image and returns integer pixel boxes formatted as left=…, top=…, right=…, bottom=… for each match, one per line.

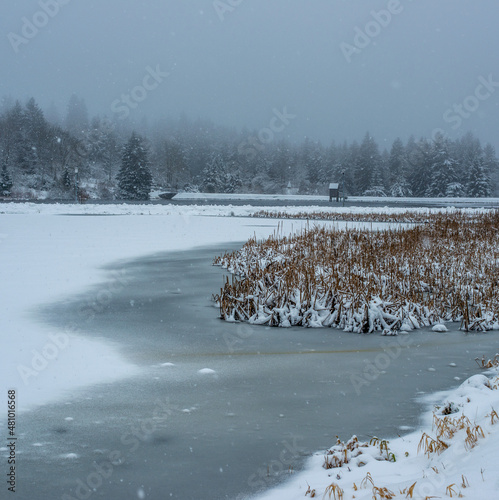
left=2, top=0, right=498, bottom=149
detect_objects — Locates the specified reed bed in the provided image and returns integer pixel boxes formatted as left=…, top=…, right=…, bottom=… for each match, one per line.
left=251, top=209, right=489, bottom=224
left=213, top=211, right=499, bottom=333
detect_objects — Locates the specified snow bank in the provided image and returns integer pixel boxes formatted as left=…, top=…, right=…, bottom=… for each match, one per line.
left=0, top=202, right=494, bottom=218
left=254, top=367, right=499, bottom=500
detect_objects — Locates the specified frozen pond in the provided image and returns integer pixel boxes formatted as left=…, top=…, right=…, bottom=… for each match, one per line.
left=19, top=244, right=499, bottom=500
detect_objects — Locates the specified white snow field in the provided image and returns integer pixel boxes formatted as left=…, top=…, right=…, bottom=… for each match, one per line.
left=0, top=202, right=319, bottom=412
left=1, top=202, right=499, bottom=500
left=172, top=192, right=499, bottom=207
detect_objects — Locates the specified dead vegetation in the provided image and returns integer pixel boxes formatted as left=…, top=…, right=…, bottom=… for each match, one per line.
left=214, top=211, right=499, bottom=333
left=359, top=472, right=396, bottom=499
left=251, top=209, right=490, bottom=225
left=475, top=354, right=499, bottom=369
left=323, top=436, right=395, bottom=470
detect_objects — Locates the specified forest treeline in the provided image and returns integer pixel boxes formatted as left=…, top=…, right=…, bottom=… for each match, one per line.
left=0, top=95, right=498, bottom=199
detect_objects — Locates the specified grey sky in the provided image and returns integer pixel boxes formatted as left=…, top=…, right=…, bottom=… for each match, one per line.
left=2, top=0, right=498, bottom=148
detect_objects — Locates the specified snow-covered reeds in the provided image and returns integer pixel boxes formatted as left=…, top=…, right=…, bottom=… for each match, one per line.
left=251, top=208, right=489, bottom=224
left=214, top=211, right=499, bottom=332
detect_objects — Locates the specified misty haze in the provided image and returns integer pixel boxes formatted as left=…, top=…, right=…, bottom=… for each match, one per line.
left=1, top=2, right=499, bottom=500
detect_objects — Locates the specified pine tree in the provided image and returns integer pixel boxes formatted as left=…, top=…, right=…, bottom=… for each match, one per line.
left=0, top=163, right=13, bottom=196
left=24, top=98, right=50, bottom=183
left=426, top=134, right=459, bottom=197
left=467, top=154, right=490, bottom=197
left=201, top=154, right=225, bottom=193
left=408, top=138, right=432, bottom=197
left=117, top=133, right=152, bottom=200
left=483, top=144, right=499, bottom=195
left=356, top=133, right=382, bottom=195
left=61, top=168, right=72, bottom=190
left=388, top=138, right=411, bottom=197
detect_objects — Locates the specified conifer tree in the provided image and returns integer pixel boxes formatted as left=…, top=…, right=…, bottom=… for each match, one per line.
left=117, top=133, right=152, bottom=200
left=0, top=163, right=13, bottom=196
left=426, top=133, right=459, bottom=197
left=356, top=132, right=382, bottom=195
left=467, top=154, right=490, bottom=197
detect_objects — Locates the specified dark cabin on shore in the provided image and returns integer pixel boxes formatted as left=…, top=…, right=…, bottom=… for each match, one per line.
left=329, top=183, right=340, bottom=202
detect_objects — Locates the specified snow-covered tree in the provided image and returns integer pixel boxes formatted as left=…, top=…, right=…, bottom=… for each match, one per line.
left=408, top=138, right=432, bottom=197
left=426, top=134, right=458, bottom=197
left=483, top=143, right=499, bottom=195
left=117, top=133, right=152, bottom=200
left=356, top=132, right=383, bottom=195
left=87, top=117, right=120, bottom=182
left=0, top=163, right=13, bottom=196
left=201, top=154, right=225, bottom=193
left=200, top=153, right=242, bottom=193
left=388, top=137, right=412, bottom=197
left=467, top=154, right=490, bottom=197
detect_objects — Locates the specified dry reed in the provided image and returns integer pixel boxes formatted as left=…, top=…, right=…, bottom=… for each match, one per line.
left=214, top=211, right=499, bottom=333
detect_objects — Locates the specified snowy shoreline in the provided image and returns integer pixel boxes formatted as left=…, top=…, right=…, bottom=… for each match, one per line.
left=1, top=201, right=497, bottom=217
left=253, top=365, right=499, bottom=500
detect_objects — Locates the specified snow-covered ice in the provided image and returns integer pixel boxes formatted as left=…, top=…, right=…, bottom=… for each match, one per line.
left=0, top=203, right=311, bottom=411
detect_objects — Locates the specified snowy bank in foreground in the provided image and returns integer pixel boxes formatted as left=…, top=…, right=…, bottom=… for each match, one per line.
left=254, top=367, right=499, bottom=500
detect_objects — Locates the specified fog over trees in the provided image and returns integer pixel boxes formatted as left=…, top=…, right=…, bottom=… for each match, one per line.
left=0, top=96, right=498, bottom=200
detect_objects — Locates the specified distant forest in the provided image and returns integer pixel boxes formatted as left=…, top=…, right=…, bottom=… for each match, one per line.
left=1, top=95, right=498, bottom=200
